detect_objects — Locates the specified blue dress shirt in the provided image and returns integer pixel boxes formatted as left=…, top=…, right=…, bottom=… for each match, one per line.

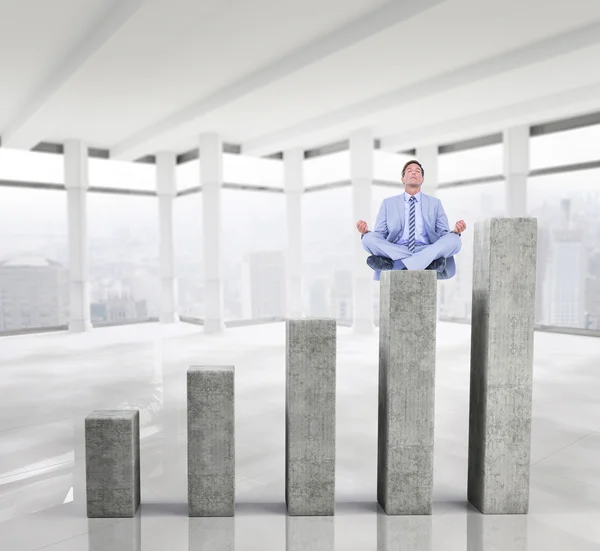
left=397, top=191, right=431, bottom=246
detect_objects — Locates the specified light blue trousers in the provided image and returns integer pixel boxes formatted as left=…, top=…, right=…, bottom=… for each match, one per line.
left=361, top=231, right=462, bottom=280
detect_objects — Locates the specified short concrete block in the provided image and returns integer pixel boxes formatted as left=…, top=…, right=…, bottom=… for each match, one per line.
left=377, top=270, right=437, bottom=515
left=285, top=318, right=336, bottom=516
left=468, top=218, right=537, bottom=514
left=85, top=409, right=140, bottom=518
left=188, top=366, right=235, bottom=517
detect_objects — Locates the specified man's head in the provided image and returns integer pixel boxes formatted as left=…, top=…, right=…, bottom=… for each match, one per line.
left=401, top=160, right=424, bottom=190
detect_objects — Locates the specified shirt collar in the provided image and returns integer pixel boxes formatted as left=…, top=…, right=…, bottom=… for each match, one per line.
left=404, top=191, right=421, bottom=202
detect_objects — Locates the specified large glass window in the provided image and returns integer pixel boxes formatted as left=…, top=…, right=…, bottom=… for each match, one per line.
left=373, top=151, right=415, bottom=182
left=88, top=158, right=155, bottom=191
left=528, top=170, right=600, bottom=329
left=174, top=192, right=204, bottom=319
left=88, top=194, right=159, bottom=324
left=176, top=160, right=200, bottom=192
left=303, top=187, right=353, bottom=320
left=438, top=143, right=503, bottom=183
left=222, top=189, right=286, bottom=320
left=530, top=124, right=600, bottom=170
left=0, top=187, right=68, bottom=332
left=223, top=153, right=283, bottom=188
left=304, top=151, right=350, bottom=188
left=437, top=181, right=506, bottom=320
left=0, top=148, right=63, bottom=184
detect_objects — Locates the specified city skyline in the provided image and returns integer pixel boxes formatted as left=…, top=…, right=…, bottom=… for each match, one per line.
left=1, top=144, right=600, bottom=331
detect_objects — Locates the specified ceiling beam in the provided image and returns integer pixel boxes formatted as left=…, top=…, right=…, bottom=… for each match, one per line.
left=379, top=82, right=600, bottom=152
left=242, top=19, right=600, bottom=157
left=109, top=0, right=445, bottom=161
left=1, top=0, right=147, bottom=150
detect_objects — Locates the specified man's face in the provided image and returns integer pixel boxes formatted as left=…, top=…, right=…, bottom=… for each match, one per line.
left=402, top=163, right=424, bottom=186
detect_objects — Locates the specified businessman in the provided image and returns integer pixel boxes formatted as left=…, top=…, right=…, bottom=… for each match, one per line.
left=357, top=160, right=466, bottom=280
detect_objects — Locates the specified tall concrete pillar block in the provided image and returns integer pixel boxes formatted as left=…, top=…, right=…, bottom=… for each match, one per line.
left=188, top=366, right=235, bottom=517
left=85, top=410, right=140, bottom=518
left=468, top=218, right=537, bottom=514
left=286, top=318, right=336, bottom=516
left=377, top=270, right=437, bottom=515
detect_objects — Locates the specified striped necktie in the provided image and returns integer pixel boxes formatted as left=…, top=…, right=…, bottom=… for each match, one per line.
left=408, top=196, right=416, bottom=253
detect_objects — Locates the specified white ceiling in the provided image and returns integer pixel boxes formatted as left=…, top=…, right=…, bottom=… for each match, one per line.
left=1, top=0, right=600, bottom=160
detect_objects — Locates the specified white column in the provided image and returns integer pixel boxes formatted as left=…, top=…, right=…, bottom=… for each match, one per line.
left=351, top=128, right=374, bottom=333
left=417, top=145, right=439, bottom=196
left=200, top=133, right=225, bottom=333
left=284, top=149, right=304, bottom=318
left=64, top=140, right=92, bottom=333
left=503, top=126, right=529, bottom=217
left=156, top=152, right=179, bottom=324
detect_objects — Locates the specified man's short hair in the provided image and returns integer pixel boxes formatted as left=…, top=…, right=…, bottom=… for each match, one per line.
left=401, top=160, right=425, bottom=177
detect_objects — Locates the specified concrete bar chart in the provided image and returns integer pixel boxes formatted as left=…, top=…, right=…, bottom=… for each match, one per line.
left=82, top=218, right=538, bottom=519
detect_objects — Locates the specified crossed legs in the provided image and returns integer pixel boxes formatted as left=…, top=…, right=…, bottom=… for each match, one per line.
left=362, top=232, right=462, bottom=270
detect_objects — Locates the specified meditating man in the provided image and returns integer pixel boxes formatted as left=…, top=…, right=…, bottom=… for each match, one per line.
left=357, top=159, right=466, bottom=280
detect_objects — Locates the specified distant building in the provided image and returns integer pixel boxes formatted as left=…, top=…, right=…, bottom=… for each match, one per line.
left=0, top=255, right=69, bottom=331
left=545, top=200, right=587, bottom=328
left=330, top=270, right=352, bottom=322
left=309, top=278, right=330, bottom=317
left=240, top=251, right=286, bottom=319
left=91, top=295, right=148, bottom=324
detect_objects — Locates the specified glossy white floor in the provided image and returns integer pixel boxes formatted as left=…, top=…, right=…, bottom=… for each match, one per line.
left=1, top=321, right=599, bottom=551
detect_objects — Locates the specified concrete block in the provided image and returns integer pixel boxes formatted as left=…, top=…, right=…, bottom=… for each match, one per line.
left=468, top=218, right=537, bottom=514
left=377, top=270, right=437, bottom=515
left=188, top=366, right=235, bottom=517
left=285, top=318, right=336, bottom=516
left=85, top=409, right=140, bottom=518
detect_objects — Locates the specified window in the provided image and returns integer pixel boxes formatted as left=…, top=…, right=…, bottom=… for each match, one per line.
left=438, top=143, right=503, bottom=183
left=88, top=193, right=159, bottom=324
left=223, top=153, right=283, bottom=189
left=0, top=148, right=63, bottom=184
left=0, top=186, right=68, bottom=332
left=530, top=124, right=600, bottom=170
left=177, top=160, right=200, bottom=192
left=304, top=151, right=350, bottom=188
left=528, top=170, right=600, bottom=329
left=436, top=181, right=506, bottom=320
left=221, top=189, right=286, bottom=320
left=174, top=192, right=204, bottom=319
left=88, top=158, right=155, bottom=191
left=373, top=151, right=413, bottom=182
left=303, top=187, right=353, bottom=319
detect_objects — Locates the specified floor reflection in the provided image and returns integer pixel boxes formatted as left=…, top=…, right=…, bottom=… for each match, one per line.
left=189, top=517, right=234, bottom=550
left=286, top=516, right=334, bottom=551
left=467, top=512, right=528, bottom=551
left=87, top=515, right=141, bottom=551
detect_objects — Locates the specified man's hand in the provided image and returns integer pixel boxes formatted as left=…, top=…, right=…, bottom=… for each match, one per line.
left=454, top=220, right=467, bottom=234
left=356, top=220, right=369, bottom=234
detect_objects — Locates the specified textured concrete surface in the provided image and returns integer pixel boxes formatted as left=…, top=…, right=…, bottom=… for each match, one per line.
left=285, top=318, right=336, bottom=516
left=85, top=409, right=140, bottom=518
left=377, top=270, right=437, bottom=515
left=468, top=217, right=537, bottom=514
left=188, top=366, right=235, bottom=517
